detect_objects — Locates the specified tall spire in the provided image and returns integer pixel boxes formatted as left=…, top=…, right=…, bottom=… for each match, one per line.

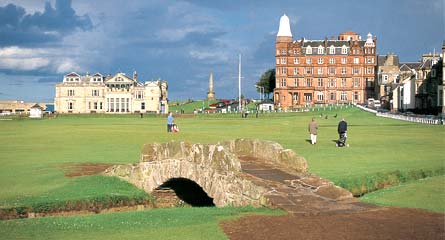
left=207, top=72, right=215, bottom=100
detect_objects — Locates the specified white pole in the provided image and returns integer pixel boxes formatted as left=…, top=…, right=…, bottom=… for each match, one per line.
left=238, top=54, right=242, bottom=112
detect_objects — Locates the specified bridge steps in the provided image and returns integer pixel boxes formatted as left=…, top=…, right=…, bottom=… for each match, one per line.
left=239, top=157, right=379, bottom=215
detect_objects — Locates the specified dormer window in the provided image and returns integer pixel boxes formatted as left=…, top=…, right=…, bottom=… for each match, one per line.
left=318, top=46, right=324, bottom=54
left=341, top=46, right=348, bottom=54
left=329, top=46, right=335, bottom=54
left=306, top=46, right=312, bottom=54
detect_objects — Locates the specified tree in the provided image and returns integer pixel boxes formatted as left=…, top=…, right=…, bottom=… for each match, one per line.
left=256, top=69, right=275, bottom=99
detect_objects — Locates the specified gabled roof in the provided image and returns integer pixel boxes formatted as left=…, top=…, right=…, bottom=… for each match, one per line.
left=65, top=72, right=80, bottom=77
left=105, top=72, right=136, bottom=83
left=30, top=104, right=43, bottom=109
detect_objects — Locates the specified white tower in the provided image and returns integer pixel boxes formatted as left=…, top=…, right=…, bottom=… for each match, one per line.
left=207, top=72, right=215, bottom=100
left=277, top=14, right=292, bottom=38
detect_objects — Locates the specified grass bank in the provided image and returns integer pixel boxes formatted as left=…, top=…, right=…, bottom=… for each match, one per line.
left=0, top=206, right=284, bottom=240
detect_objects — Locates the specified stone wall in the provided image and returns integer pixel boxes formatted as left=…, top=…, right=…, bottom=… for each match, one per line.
left=104, top=139, right=308, bottom=207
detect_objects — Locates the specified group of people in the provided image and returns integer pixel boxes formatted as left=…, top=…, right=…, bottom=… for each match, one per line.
left=308, top=117, right=348, bottom=147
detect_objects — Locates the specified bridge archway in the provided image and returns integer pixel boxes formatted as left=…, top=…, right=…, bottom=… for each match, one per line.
left=155, top=178, right=215, bottom=207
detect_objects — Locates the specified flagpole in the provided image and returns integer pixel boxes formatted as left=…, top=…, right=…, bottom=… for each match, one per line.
left=238, top=54, right=242, bottom=112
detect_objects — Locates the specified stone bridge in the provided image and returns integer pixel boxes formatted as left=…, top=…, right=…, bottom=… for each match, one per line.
left=105, top=139, right=374, bottom=214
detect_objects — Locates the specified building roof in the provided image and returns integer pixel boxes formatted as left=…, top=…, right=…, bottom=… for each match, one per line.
left=30, top=104, right=43, bottom=109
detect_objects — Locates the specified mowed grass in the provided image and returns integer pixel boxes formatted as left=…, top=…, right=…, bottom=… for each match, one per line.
left=0, top=106, right=444, bottom=239
left=361, top=176, right=445, bottom=213
left=0, top=107, right=443, bottom=206
left=0, top=206, right=283, bottom=240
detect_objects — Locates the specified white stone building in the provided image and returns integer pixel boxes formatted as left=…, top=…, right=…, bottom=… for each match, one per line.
left=55, top=72, right=168, bottom=114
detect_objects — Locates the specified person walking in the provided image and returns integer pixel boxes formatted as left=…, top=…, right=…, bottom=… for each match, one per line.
left=337, top=118, right=348, bottom=147
left=167, top=112, right=174, bottom=133
left=308, top=117, right=318, bottom=145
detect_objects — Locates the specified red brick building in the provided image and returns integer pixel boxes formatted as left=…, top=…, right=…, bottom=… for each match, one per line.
left=274, top=14, right=377, bottom=109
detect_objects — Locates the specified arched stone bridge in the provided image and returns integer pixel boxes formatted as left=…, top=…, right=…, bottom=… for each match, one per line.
left=105, top=139, right=374, bottom=214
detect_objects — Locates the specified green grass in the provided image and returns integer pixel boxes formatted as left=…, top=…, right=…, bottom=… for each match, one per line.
left=0, top=206, right=284, bottom=240
left=0, top=106, right=444, bottom=238
left=169, top=99, right=218, bottom=113
left=360, top=176, right=445, bottom=213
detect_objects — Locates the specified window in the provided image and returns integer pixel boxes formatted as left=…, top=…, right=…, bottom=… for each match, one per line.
left=100, top=102, right=103, bottom=110
left=353, top=67, right=360, bottom=74
left=306, top=67, right=313, bottom=74
left=366, top=57, right=374, bottom=64
left=354, top=92, right=359, bottom=101
left=68, top=102, right=73, bottom=110
left=341, top=46, right=348, bottom=54
left=341, top=67, right=347, bottom=75
left=294, top=79, right=298, bottom=86
left=281, top=58, right=286, bottom=64
left=354, top=57, right=359, bottom=64
left=281, top=67, right=287, bottom=75
left=306, top=58, right=312, bottom=64
left=367, top=67, right=373, bottom=74
left=276, top=59, right=280, bottom=64
left=317, top=92, right=324, bottom=101
left=329, top=78, right=336, bottom=87
left=341, top=78, right=347, bottom=87
left=431, top=69, right=436, bottom=77
left=281, top=79, right=287, bottom=87
left=329, top=58, right=335, bottom=64
left=341, top=57, right=347, bottom=64
left=329, top=67, right=336, bottom=75
left=329, top=46, right=335, bottom=54
left=92, top=89, right=99, bottom=96
left=318, top=46, right=324, bottom=54
left=293, top=68, right=299, bottom=75
left=306, top=46, right=312, bottom=54
left=136, top=91, right=144, bottom=99
left=306, top=78, right=312, bottom=87
left=94, top=102, right=98, bottom=109
left=318, top=78, right=323, bottom=87
left=67, top=89, right=75, bottom=96
left=294, top=58, right=300, bottom=64
left=318, top=58, right=323, bottom=64
left=293, top=93, right=298, bottom=101
left=341, top=92, right=347, bottom=101
left=353, top=78, right=360, bottom=87
left=317, top=68, right=323, bottom=75
left=141, top=102, right=145, bottom=110
left=330, top=92, right=336, bottom=100
left=366, top=78, right=374, bottom=87
left=281, top=49, right=286, bottom=55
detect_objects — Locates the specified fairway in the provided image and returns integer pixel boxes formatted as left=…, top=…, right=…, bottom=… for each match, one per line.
left=0, top=107, right=444, bottom=209
left=0, top=107, right=444, bottom=239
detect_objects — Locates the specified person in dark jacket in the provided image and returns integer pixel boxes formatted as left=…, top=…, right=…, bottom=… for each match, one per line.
left=337, top=118, right=348, bottom=147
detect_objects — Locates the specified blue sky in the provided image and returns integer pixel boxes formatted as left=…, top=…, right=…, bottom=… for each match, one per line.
left=0, top=0, right=444, bottom=102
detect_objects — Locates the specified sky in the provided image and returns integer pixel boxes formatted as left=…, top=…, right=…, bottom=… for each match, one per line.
left=0, top=0, right=444, bottom=103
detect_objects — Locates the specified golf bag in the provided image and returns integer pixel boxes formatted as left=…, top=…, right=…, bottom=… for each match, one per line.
left=337, top=132, right=347, bottom=147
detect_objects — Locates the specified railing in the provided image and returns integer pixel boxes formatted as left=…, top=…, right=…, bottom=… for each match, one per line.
left=354, top=104, right=443, bottom=125
left=376, top=112, right=442, bottom=125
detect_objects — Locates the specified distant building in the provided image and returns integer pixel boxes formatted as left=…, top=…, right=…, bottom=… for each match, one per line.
left=29, top=104, right=43, bottom=118
left=54, top=72, right=168, bottom=114
left=273, top=14, right=377, bottom=110
left=375, top=53, right=400, bottom=108
left=0, top=100, right=47, bottom=114
left=391, top=51, right=442, bottom=114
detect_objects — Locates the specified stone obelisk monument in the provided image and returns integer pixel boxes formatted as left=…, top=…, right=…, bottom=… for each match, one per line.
left=207, top=72, right=215, bottom=100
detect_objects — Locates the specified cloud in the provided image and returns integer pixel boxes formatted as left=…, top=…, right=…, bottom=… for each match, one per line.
left=37, top=76, right=59, bottom=83
left=0, top=0, right=92, bottom=47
